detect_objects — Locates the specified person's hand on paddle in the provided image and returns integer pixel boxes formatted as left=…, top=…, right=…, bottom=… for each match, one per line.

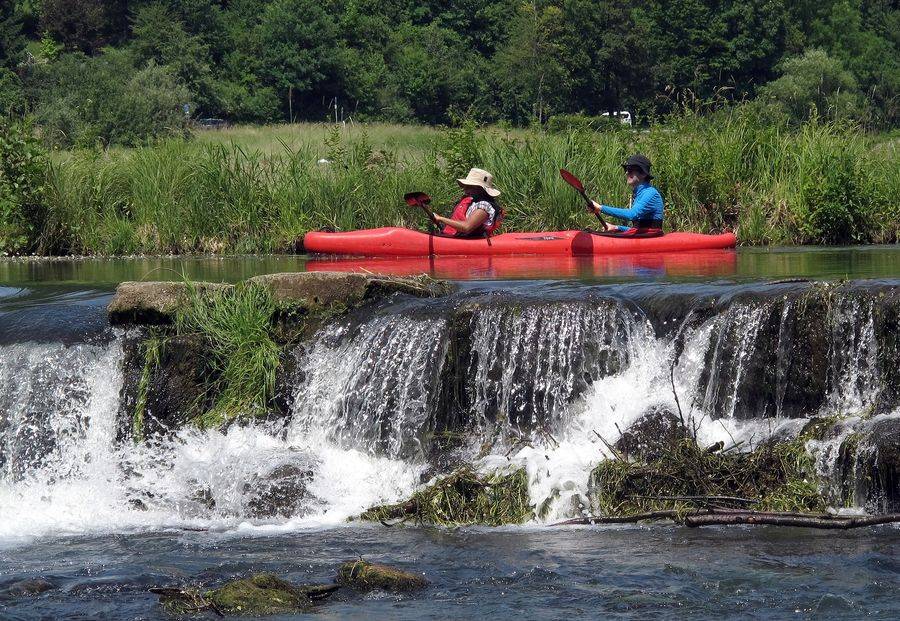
left=404, top=191, right=439, bottom=226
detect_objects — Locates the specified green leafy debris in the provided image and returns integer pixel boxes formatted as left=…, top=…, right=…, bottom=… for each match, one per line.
left=361, top=467, right=533, bottom=526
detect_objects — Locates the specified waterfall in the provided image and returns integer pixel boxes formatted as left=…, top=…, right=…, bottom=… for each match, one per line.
left=465, top=301, right=643, bottom=434
left=825, top=295, right=880, bottom=413
left=1, top=282, right=898, bottom=541
left=288, top=315, right=449, bottom=459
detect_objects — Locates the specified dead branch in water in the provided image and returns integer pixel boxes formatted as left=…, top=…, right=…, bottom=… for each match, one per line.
left=684, top=512, right=900, bottom=529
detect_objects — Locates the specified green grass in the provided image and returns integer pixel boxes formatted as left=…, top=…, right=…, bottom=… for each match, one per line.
left=175, top=281, right=280, bottom=428
left=133, top=332, right=164, bottom=442
left=26, top=110, right=900, bottom=255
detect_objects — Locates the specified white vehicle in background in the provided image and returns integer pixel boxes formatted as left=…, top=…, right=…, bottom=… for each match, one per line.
left=601, top=110, right=633, bottom=126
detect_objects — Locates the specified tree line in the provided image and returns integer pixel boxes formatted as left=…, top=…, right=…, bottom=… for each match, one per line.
left=0, top=0, right=897, bottom=146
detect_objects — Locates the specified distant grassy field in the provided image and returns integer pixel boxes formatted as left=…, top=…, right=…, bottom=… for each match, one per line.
left=31, top=114, right=900, bottom=255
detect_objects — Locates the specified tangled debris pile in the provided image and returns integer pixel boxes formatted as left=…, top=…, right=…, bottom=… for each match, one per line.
left=588, top=437, right=825, bottom=517
left=361, top=467, right=533, bottom=526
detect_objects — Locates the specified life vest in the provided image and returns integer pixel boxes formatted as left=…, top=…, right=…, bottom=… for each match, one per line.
left=442, top=196, right=504, bottom=237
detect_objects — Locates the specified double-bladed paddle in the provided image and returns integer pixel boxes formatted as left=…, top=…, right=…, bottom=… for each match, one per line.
left=403, top=191, right=439, bottom=226
left=560, top=169, right=608, bottom=229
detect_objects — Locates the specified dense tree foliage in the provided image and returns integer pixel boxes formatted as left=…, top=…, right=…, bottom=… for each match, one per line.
left=0, top=0, right=896, bottom=145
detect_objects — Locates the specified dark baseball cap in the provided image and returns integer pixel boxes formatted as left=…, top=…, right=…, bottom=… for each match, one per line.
left=622, top=154, right=653, bottom=180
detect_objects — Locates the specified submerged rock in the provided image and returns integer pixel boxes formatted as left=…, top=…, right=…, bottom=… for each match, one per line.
left=155, top=573, right=338, bottom=616
left=0, top=578, right=55, bottom=598
left=108, top=281, right=232, bottom=325
left=335, top=561, right=428, bottom=592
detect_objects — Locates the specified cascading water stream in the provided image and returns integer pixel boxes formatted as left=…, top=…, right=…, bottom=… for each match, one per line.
left=289, top=315, right=449, bottom=459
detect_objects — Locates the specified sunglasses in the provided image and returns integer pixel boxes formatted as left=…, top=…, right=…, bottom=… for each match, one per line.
left=625, top=167, right=642, bottom=176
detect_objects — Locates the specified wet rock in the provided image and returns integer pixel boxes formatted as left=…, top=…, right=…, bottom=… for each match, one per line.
left=842, top=416, right=900, bottom=514
left=244, top=463, right=315, bottom=518
left=335, top=561, right=428, bottom=592
left=615, top=406, right=690, bottom=462
left=247, top=272, right=452, bottom=312
left=142, top=335, right=210, bottom=435
left=873, top=288, right=900, bottom=414
left=108, top=281, right=232, bottom=325
left=698, top=288, right=830, bottom=420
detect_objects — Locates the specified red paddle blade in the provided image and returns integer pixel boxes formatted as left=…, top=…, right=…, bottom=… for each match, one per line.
left=403, top=191, right=431, bottom=207
left=559, top=169, right=585, bottom=193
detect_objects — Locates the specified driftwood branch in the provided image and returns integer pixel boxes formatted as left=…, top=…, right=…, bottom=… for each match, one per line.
left=685, top=512, right=900, bottom=529
left=626, top=494, right=757, bottom=505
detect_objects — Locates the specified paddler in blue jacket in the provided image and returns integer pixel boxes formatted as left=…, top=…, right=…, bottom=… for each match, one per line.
left=590, top=154, right=664, bottom=236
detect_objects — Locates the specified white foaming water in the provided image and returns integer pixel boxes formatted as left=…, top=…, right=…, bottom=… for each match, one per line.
left=0, top=336, right=424, bottom=546
left=479, top=315, right=773, bottom=522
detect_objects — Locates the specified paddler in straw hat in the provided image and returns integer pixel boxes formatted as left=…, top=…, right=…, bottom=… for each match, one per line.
left=433, top=168, right=505, bottom=237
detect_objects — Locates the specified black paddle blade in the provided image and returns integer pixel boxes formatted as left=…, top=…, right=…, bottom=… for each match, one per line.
left=403, top=191, right=431, bottom=207
left=559, top=169, right=585, bottom=193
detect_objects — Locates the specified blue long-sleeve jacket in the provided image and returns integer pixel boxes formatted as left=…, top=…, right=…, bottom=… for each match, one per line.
left=600, top=182, right=664, bottom=231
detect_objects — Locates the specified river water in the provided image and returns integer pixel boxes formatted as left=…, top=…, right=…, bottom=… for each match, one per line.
left=1, top=247, right=899, bottom=620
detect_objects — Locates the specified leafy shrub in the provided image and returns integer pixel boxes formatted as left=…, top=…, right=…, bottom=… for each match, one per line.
left=758, top=49, right=867, bottom=125
left=26, top=49, right=191, bottom=147
left=0, top=118, right=47, bottom=254
left=0, top=67, right=23, bottom=115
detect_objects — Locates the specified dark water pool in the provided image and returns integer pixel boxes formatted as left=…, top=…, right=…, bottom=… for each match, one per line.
left=1, top=525, right=898, bottom=620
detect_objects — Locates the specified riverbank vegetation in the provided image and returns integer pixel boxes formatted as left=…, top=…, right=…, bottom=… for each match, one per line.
left=1, top=1, right=897, bottom=255
left=2, top=113, right=898, bottom=256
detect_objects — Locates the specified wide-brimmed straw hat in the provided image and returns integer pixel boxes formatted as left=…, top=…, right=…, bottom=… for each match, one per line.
left=457, top=167, right=501, bottom=197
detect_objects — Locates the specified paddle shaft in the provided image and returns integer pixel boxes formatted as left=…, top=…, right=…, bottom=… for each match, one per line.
left=420, top=204, right=439, bottom=226
left=560, top=170, right=608, bottom=229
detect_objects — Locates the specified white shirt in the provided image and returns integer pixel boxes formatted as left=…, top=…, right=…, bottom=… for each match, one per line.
left=465, top=200, right=496, bottom=227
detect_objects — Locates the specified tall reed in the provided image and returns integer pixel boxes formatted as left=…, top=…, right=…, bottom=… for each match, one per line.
left=29, top=112, right=899, bottom=255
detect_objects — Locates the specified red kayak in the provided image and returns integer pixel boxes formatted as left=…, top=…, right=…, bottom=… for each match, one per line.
left=303, top=227, right=737, bottom=257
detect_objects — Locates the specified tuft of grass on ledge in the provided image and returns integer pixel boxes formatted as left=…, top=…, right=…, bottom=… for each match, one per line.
left=133, top=332, right=164, bottom=443
left=175, top=281, right=280, bottom=429
left=361, top=467, right=533, bottom=526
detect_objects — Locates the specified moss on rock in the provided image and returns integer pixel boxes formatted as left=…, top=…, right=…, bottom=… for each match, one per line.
left=205, top=573, right=313, bottom=615
left=155, top=573, right=339, bottom=616
left=335, top=561, right=428, bottom=592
